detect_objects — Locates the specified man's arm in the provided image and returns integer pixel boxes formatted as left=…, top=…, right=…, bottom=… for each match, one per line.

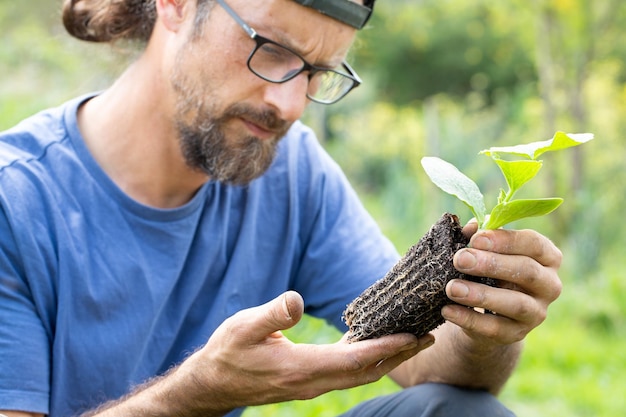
left=74, top=292, right=432, bottom=417
left=389, top=322, right=523, bottom=394
left=390, top=225, right=562, bottom=394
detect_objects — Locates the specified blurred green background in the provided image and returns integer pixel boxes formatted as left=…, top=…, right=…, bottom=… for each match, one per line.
left=1, top=0, right=625, bottom=416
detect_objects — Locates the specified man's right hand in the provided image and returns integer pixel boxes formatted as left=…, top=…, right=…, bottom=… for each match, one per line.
left=70, top=291, right=431, bottom=417
left=163, top=291, right=433, bottom=416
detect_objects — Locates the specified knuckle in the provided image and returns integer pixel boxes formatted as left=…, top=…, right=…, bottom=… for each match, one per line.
left=549, top=275, right=563, bottom=301
left=516, top=299, right=545, bottom=325
left=518, top=261, right=541, bottom=288
left=482, top=319, right=502, bottom=340
left=470, top=284, right=492, bottom=311
left=552, top=245, right=564, bottom=267
left=510, top=326, right=529, bottom=344
left=219, top=315, right=241, bottom=339
left=486, top=253, right=500, bottom=272
left=528, top=230, right=548, bottom=259
left=525, top=229, right=563, bottom=267
left=223, top=313, right=251, bottom=341
left=511, top=299, right=531, bottom=320
left=533, top=305, right=548, bottom=325
left=460, top=308, right=481, bottom=332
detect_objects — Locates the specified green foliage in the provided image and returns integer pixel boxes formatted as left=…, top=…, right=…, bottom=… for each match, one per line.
left=480, top=132, right=596, bottom=160
left=3, top=1, right=626, bottom=416
left=421, top=156, right=488, bottom=225
left=0, top=1, right=125, bottom=130
left=421, top=132, right=593, bottom=229
left=353, top=0, right=537, bottom=104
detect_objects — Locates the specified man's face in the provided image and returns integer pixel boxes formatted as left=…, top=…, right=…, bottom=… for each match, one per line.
left=169, top=0, right=357, bottom=185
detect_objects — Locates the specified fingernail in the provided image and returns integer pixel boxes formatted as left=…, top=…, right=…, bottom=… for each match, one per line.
left=441, top=305, right=457, bottom=320
left=401, top=342, right=419, bottom=351
left=472, top=235, right=493, bottom=250
left=282, top=294, right=292, bottom=320
left=449, top=280, right=470, bottom=298
left=421, top=337, right=435, bottom=349
left=456, top=250, right=477, bottom=270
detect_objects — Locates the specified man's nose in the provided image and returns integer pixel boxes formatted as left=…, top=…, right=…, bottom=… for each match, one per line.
left=262, top=74, right=310, bottom=123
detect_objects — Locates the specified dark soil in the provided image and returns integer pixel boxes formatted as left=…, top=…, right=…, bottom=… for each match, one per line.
left=343, top=212, right=495, bottom=342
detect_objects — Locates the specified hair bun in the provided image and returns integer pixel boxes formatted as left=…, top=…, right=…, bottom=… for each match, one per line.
left=62, top=0, right=157, bottom=43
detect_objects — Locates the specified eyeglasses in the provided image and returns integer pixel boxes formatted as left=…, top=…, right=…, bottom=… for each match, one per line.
left=216, top=0, right=362, bottom=105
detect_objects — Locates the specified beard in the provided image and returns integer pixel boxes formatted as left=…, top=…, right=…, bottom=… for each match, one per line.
left=176, top=102, right=289, bottom=185
left=171, top=46, right=291, bottom=185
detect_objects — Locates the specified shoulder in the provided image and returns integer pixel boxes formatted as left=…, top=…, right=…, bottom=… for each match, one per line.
left=0, top=95, right=90, bottom=173
left=0, top=95, right=92, bottom=219
left=0, top=108, right=64, bottom=168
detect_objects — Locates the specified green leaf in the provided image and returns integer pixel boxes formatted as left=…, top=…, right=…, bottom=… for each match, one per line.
left=497, top=188, right=507, bottom=205
left=484, top=198, right=564, bottom=230
left=480, top=132, right=594, bottom=160
left=421, top=156, right=487, bottom=225
left=494, top=158, right=543, bottom=198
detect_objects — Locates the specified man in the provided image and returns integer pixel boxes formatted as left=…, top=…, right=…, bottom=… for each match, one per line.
left=0, top=0, right=562, bottom=416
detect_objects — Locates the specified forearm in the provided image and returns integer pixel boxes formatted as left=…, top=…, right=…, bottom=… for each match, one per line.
left=389, top=322, right=522, bottom=395
left=80, top=356, right=234, bottom=417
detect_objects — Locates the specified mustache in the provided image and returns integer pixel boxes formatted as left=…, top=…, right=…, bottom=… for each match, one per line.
left=222, top=103, right=289, bottom=135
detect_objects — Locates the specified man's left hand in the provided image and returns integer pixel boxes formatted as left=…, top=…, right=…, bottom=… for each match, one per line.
left=443, top=226, right=563, bottom=346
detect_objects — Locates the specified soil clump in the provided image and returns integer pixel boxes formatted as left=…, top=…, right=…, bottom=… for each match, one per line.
left=343, top=212, right=495, bottom=341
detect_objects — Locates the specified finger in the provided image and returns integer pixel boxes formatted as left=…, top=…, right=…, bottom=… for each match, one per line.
left=329, top=333, right=427, bottom=373
left=445, top=279, right=545, bottom=326
left=461, top=218, right=479, bottom=240
left=228, top=291, right=305, bottom=343
left=468, top=228, right=562, bottom=268
left=319, top=334, right=434, bottom=388
left=454, top=248, right=531, bottom=281
left=441, top=304, right=527, bottom=344
left=362, top=346, right=424, bottom=384
left=453, top=248, right=562, bottom=300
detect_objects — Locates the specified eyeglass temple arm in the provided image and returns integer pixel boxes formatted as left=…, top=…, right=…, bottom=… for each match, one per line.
left=216, top=0, right=258, bottom=38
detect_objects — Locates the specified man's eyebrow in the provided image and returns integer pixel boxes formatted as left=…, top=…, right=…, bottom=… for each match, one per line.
left=260, top=27, right=343, bottom=69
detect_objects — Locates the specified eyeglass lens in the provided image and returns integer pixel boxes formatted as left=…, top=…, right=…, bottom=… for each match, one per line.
left=248, top=39, right=355, bottom=104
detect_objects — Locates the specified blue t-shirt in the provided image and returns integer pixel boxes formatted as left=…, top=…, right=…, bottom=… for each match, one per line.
left=0, top=95, right=400, bottom=416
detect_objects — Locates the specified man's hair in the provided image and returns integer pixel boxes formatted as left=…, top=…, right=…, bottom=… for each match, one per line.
left=63, top=0, right=157, bottom=43
left=62, top=0, right=375, bottom=43
left=62, top=0, right=216, bottom=43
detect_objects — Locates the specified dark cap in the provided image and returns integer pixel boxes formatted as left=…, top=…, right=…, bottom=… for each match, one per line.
left=292, top=0, right=375, bottom=29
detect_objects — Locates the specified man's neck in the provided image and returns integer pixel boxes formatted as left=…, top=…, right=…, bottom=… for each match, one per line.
left=76, top=58, right=209, bottom=209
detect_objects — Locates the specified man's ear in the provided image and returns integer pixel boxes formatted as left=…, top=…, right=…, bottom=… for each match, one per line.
left=156, top=0, right=191, bottom=32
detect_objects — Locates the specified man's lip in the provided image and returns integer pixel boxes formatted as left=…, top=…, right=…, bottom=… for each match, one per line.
left=241, top=118, right=275, bottom=140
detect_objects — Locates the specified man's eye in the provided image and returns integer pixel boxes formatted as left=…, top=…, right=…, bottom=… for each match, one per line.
left=259, top=44, right=294, bottom=62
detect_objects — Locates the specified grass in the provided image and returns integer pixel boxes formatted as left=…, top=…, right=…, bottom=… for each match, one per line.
left=501, top=260, right=626, bottom=417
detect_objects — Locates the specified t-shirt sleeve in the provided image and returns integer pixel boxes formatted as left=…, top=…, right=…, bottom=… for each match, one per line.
left=0, top=202, right=51, bottom=414
left=290, top=128, right=400, bottom=331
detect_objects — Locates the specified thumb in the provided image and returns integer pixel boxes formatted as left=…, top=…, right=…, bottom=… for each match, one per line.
left=245, top=291, right=304, bottom=341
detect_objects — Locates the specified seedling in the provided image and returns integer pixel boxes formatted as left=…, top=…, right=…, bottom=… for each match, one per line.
left=344, top=131, right=594, bottom=342
left=421, top=131, right=594, bottom=230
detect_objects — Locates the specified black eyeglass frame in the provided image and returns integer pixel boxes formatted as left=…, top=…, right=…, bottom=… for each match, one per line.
left=216, top=0, right=362, bottom=105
